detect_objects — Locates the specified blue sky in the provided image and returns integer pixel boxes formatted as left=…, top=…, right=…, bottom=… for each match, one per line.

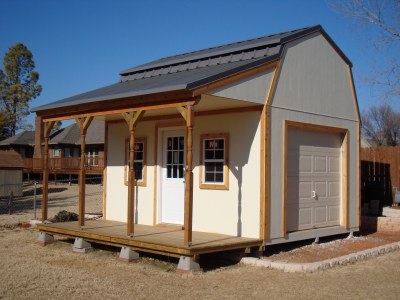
left=0, top=0, right=396, bottom=128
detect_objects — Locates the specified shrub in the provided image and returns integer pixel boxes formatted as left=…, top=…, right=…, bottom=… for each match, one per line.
left=53, top=210, right=78, bottom=222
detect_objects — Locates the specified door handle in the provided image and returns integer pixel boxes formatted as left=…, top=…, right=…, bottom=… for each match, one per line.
left=312, top=191, right=317, bottom=200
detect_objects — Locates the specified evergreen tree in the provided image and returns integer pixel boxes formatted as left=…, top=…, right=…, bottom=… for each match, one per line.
left=0, top=43, right=42, bottom=136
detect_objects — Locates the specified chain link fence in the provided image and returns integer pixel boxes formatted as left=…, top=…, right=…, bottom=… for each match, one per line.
left=0, top=176, right=103, bottom=226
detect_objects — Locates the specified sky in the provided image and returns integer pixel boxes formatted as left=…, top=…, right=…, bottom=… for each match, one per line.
left=0, top=0, right=398, bottom=129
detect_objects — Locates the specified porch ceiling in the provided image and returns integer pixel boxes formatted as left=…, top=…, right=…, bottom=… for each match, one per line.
left=98, top=94, right=262, bottom=122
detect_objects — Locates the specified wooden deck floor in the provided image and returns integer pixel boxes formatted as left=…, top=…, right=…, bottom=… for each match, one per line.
left=36, top=220, right=262, bottom=257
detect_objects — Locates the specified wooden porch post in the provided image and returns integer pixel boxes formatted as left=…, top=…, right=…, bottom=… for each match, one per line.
left=184, top=105, right=194, bottom=246
left=75, top=117, right=93, bottom=228
left=42, top=121, right=54, bottom=221
left=122, top=110, right=144, bottom=237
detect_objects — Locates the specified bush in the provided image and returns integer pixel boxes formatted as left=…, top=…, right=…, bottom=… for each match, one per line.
left=53, top=210, right=78, bottom=222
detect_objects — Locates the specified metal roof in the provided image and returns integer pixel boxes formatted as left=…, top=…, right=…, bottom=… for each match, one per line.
left=32, top=25, right=350, bottom=113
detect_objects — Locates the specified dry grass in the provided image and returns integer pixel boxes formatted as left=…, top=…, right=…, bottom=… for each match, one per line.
left=0, top=227, right=399, bottom=299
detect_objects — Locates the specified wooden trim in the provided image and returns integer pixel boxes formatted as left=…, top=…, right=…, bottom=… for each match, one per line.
left=176, top=106, right=187, bottom=120
left=347, top=65, right=361, bottom=122
left=259, top=65, right=278, bottom=240
left=192, top=61, right=278, bottom=96
left=266, top=62, right=281, bottom=106
left=282, top=122, right=288, bottom=237
left=155, top=224, right=184, bottom=230
left=153, top=121, right=186, bottom=226
left=42, top=99, right=195, bottom=122
left=285, top=120, right=348, bottom=133
left=342, top=131, right=350, bottom=228
left=283, top=120, right=350, bottom=236
left=184, top=105, right=194, bottom=245
left=124, top=137, right=147, bottom=187
left=259, top=106, right=267, bottom=240
left=42, top=121, right=55, bottom=221
left=102, top=121, right=109, bottom=220
left=199, top=133, right=229, bottom=190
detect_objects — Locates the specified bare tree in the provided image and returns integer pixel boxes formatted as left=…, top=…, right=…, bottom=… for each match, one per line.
left=362, top=103, right=400, bottom=146
left=329, top=0, right=400, bottom=99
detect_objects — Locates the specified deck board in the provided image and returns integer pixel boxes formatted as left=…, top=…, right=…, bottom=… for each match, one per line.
left=37, top=220, right=262, bottom=257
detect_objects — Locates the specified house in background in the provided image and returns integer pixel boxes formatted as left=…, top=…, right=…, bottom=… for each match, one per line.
left=0, top=120, right=105, bottom=179
left=0, top=131, right=35, bottom=159
left=33, top=25, right=360, bottom=271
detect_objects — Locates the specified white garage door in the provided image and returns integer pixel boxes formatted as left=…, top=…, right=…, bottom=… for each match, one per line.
left=286, top=127, right=341, bottom=232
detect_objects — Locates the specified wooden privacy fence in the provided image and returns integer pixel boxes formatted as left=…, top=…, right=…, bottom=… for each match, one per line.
left=361, top=147, right=400, bottom=211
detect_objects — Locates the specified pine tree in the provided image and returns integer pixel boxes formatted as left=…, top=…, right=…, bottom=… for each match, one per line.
left=0, top=43, right=42, bottom=136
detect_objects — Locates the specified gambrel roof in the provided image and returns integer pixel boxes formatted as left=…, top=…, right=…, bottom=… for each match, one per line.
left=32, top=25, right=350, bottom=113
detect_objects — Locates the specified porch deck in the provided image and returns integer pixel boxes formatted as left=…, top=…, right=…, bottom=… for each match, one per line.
left=36, top=220, right=262, bottom=257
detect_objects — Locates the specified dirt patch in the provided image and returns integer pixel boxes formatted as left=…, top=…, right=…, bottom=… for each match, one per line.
left=0, top=228, right=400, bottom=299
left=266, top=231, right=400, bottom=263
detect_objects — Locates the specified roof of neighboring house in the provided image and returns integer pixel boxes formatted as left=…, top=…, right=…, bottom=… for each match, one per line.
left=0, top=131, right=35, bottom=147
left=0, top=150, right=24, bottom=168
left=32, top=25, right=351, bottom=113
left=49, top=119, right=104, bottom=145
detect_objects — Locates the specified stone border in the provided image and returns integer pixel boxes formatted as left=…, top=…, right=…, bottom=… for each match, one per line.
left=241, top=241, right=400, bottom=273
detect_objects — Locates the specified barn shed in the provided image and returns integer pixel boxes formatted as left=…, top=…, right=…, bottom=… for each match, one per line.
left=32, top=25, right=360, bottom=271
left=0, top=150, right=24, bottom=197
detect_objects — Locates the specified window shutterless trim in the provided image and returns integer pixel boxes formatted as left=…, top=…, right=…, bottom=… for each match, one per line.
left=124, top=137, right=147, bottom=187
left=199, top=133, right=229, bottom=190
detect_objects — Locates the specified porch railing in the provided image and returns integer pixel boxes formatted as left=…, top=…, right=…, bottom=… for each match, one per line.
left=24, top=157, right=104, bottom=172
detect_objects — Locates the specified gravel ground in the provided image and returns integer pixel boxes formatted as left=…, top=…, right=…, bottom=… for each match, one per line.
left=0, top=227, right=400, bottom=300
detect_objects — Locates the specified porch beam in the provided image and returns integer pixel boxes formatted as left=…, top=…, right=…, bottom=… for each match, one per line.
left=42, top=121, right=55, bottom=221
left=184, top=104, right=194, bottom=246
left=176, top=106, right=187, bottom=121
left=122, top=111, right=144, bottom=237
left=75, top=116, right=93, bottom=228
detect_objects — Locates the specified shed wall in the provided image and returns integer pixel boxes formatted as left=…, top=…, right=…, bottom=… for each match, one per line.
left=0, top=169, right=23, bottom=197
left=268, top=32, right=359, bottom=241
left=106, top=111, right=261, bottom=238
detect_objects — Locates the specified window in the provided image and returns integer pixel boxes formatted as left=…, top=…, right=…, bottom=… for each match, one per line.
left=124, top=137, right=147, bottom=186
left=166, top=136, right=185, bottom=179
left=200, top=133, right=229, bottom=190
left=86, top=146, right=99, bottom=166
left=53, top=148, right=61, bottom=158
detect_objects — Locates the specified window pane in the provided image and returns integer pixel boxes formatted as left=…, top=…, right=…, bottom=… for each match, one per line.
left=173, top=137, right=178, bottom=149
left=167, top=151, right=172, bottom=164
left=205, top=150, right=214, bottom=160
left=173, top=151, right=178, bottom=164
left=215, top=150, right=224, bottom=160
left=216, top=162, right=223, bottom=172
left=205, top=172, right=214, bottom=182
left=179, top=165, right=184, bottom=178
left=215, top=173, right=223, bottom=183
left=135, top=152, right=143, bottom=161
left=167, top=165, right=172, bottom=178
left=168, top=138, right=172, bottom=150
left=179, top=137, right=184, bottom=150
left=205, top=162, right=215, bottom=172
left=173, top=165, right=178, bottom=178
left=179, top=150, right=184, bottom=164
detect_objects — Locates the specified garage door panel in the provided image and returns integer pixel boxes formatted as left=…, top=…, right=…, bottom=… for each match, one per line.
left=287, top=127, right=341, bottom=232
left=298, top=207, right=312, bottom=227
left=328, top=182, right=340, bottom=197
left=314, top=181, right=327, bottom=198
left=315, top=206, right=328, bottom=224
left=328, top=205, right=340, bottom=222
left=314, top=156, right=327, bottom=172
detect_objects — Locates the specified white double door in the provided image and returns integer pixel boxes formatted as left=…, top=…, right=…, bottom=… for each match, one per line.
left=159, top=129, right=185, bottom=225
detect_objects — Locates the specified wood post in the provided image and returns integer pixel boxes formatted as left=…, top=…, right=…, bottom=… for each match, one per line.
left=184, top=105, right=194, bottom=246
left=75, top=117, right=93, bottom=228
left=122, top=110, right=144, bottom=237
left=42, top=121, right=54, bottom=221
